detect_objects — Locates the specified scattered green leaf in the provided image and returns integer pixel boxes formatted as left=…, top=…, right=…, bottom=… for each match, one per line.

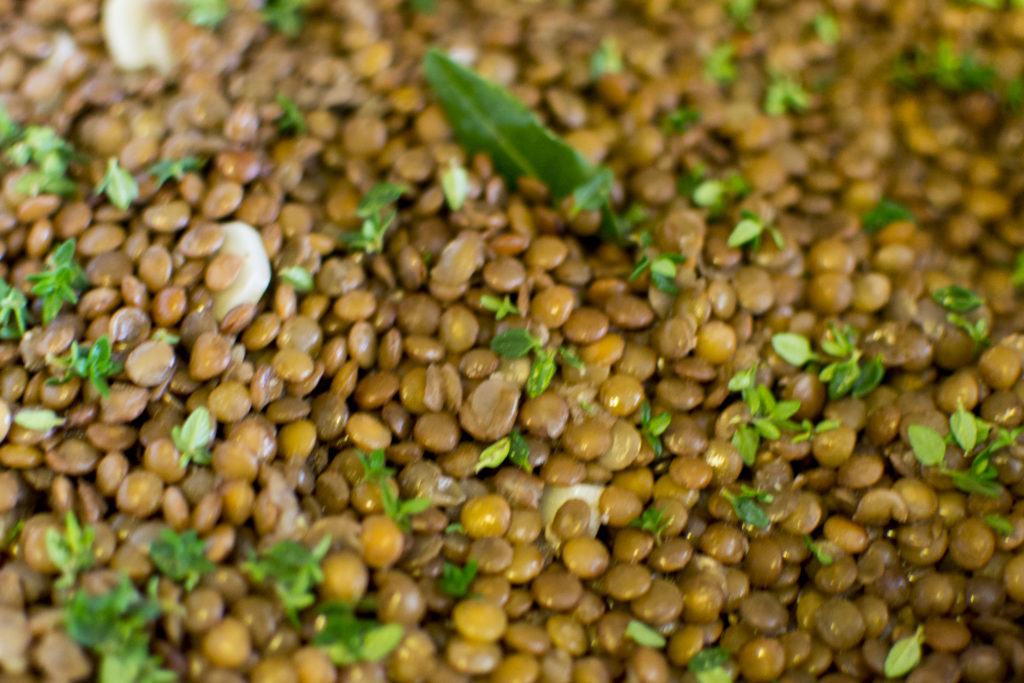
left=358, top=449, right=396, bottom=483
left=688, top=647, right=732, bottom=683
left=275, top=93, right=306, bottom=135
left=628, top=506, right=670, bottom=543
left=985, top=514, right=1014, bottom=536
left=14, top=408, right=64, bottom=431
left=261, top=0, right=309, bottom=35
left=444, top=522, right=464, bottom=534
left=147, top=157, right=204, bottom=188
left=571, top=166, right=614, bottom=216
left=722, top=485, right=773, bottom=528
left=475, top=429, right=531, bottom=473
left=0, top=277, right=29, bottom=339
left=764, top=72, right=810, bottom=115
left=47, top=335, right=122, bottom=397
left=181, top=0, right=229, bottom=28
left=590, top=38, right=623, bottom=79
left=480, top=294, right=521, bottom=320
left=814, top=12, right=840, bottom=45
left=26, top=238, right=87, bottom=324
left=884, top=626, right=924, bottom=678
left=662, top=107, right=701, bottom=134
left=490, top=328, right=541, bottom=358
left=705, top=44, right=737, bottom=85
left=862, top=198, right=914, bottom=233
left=727, top=0, right=757, bottom=26
left=172, top=406, right=213, bottom=467
left=441, top=161, right=469, bottom=211
left=149, top=529, right=214, bottom=591
left=95, top=158, right=138, bottom=210
left=948, top=313, right=990, bottom=353
left=279, top=265, right=313, bottom=292
left=341, top=182, right=407, bottom=254
left=527, top=348, right=557, bottom=397
left=640, top=401, right=671, bottom=457
left=727, top=210, right=783, bottom=250
left=6, top=125, right=78, bottom=198
left=379, top=483, right=431, bottom=532
left=624, top=620, right=666, bottom=648
left=804, top=535, right=834, bottom=565
left=245, top=536, right=330, bottom=625
left=423, top=49, right=623, bottom=242
left=314, top=602, right=404, bottom=665
left=629, top=248, right=685, bottom=294
left=771, top=332, right=819, bottom=367
left=931, top=285, right=984, bottom=312
left=151, top=329, right=180, bottom=344
left=45, top=511, right=95, bottom=593
left=438, top=559, right=478, bottom=598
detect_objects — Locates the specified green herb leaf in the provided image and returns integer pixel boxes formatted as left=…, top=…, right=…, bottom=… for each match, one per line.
left=571, top=166, right=614, bottom=216
left=723, top=487, right=772, bottom=528
left=804, top=535, right=834, bottom=565
left=850, top=356, right=885, bottom=398
left=147, top=157, right=204, bottom=188
left=862, top=198, right=913, bottom=233
left=908, top=424, right=945, bottom=467
left=704, top=44, right=737, bottom=85
left=445, top=522, right=464, bottom=534
left=508, top=429, right=531, bottom=472
left=342, top=182, right=407, bottom=253
left=0, top=105, right=20, bottom=147
left=771, top=333, right=817, bottom=367
left=884, top=626, right=924, bottom=678
left=149, top=529, right=214, bottom=591
left=727, top=213, right=765, bottom=248
left=47, top=335, right=122, bottom=397
left=181, top=0, right=229, bottom=28
left=96, top=158, right=138, bottom=210
left=732, top=423, right=760, bottom=466
left=441, top=161, right=469, bottom=211
left=814, top=12, right=840, bottom=44
left=0, top=277, right=29, bottom=339
left=245, top=536, right=330, bottom=625
left=14, top=408, right=64, bottom=431
left=590, top=38, right=623, bottom=79
left=527, top=350, right=557, bottom=398
left=624, top=620, right=665, bottom=648
left=475, top=436, right=512, bottom=472
left=45, top=511, right=95, bottom=593
left=261, top=0, right=309, bottom=35
left=27, top=238, right=87, bottom=324
left=314, top=603, right=404, bottom=665
left=275, top=93, right=306, bottom=135
left=480, top=294, right=520, bottom=320
left=423, top=49, right=623, bottom=242
left=640, top=401, right=671, bottom=457
left=984, top=514, right=1014, bottom=536
left=558, top=346, right=585, bottom=371
left=279, top=265, right=314, bottom=292
left=764, top=73, right=809, bottom=115
left=490, top=328, right=541, bottom=358
left=152, top=329, right=180, bottom=344
left=628, top=506, right=670, bottom=543
left=950, top=404, right=978, bottom=453
left=172, top=406, right=213, bottom=467
left=662, top=107, right=700, bottom=134
left=688, top=647, right=732, bottom=683
left=438, top=559, right=478, bottom=597
left=931, top=285, right=984, bottom=313
left=727, top=0, right=757, bottom=26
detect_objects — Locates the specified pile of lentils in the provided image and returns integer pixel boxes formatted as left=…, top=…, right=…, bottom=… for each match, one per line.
left=4, top=0, right=1024, bottom=681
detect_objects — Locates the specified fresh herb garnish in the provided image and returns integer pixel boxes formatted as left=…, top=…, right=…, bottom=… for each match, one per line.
left=985, top=514, right=1014, bottom=536
left=884, top=626, right=924, bottom=678
left=804, top=535, right=834, bottom=565
left=261, top=0, right=309, bottom=36
left=423, top=49, right=623, bottom=242
left=14, top=407, right=65, bottom=431
left=491, top=328, right=541, bottom=358
left=948, top=313, right=990, bottom=353
left=96, top=158, right=138, bottom=210
left=639, top=401, right=671, bottom=457
left=662, top=107, right=701, bottom=133
left=279, top=265, right=314, bottom=292
left=688, top=647, right=732, bottom=683
left=313, top=602, right=405, bottom=665
left=705, top=44, right=737, bottom=85
left=275, top=93, right=306, bottom=135
left=690, top=172, right=749, bottom=216
left=490, top=328, right=580, bottom=396
left=147, top=157, right=204, bottom=188
left=47, top=335, right=122, bottom=398
left=628, top=506, right=670, bottom=543
left=245, top=537, right=331, bottom=625
left=571, top=167, right=614, bottom=216
left=358, top=448, right=396, bottom=483
left=64, top=575, right=173, bottom=683
left=27, top=238, right=87, bottom=324
left=6, top=125, right=78, bottom=197
left=862, top=198, right=914, bottom=233
left=475, top=429, right=531, bottom=473
left=151, top=329, right=180, bottom=344
left=480, top=294, right=521, bottom=320
left=727, top=0, right=757, bottom=27
left=438, top=559, right=478, bottom=598
left=625, top=620, right=666, bottom=648
left=630, top=232, right=685, bottom=294
left=379, top=484, right=431, bottom=532
left=172, top=406, right=213, bottom=467
left=722, top=485, right=774, bottom=528
left=0, top=278, right=29, bottom=339
left=764, top=72, right=810, bottom=115
left=181, top=0, right=229, bottom=28
left=45, top=511, right=95, bottom=593
left=590, top=38, right=623, bottom=79
left=772, top=325, right=885, bottom=400
left=149, top=529, right=214, bottom=591
left=726, top=210, right=783, bottom=251
left=341, top=182, right=407, bottom=254
left=814, top=12, right=840, bottom=45
left=931, top=285, right=984, bottom=312
left=441, top=161, right=469, bottom=211
left=728, top=365, right=802, bottom=466
left=791, top=418, right=841, bottom=443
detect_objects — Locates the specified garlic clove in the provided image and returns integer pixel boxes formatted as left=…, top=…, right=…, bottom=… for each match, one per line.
left=211, top=221, right=271, bottom=321
left=102, top=0, right=176, bottom=73
left=539, top=483, right=606, bottom=545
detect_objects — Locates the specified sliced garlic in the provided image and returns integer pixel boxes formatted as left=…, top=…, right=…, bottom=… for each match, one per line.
left=539, top=483, right=605, bottom=545
left=102, top=0, right=176, bottom=73
left=211, top=221, right=271, bottom=321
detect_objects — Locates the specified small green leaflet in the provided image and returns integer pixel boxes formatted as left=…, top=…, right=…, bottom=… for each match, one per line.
left=814, top=12, right=840, bottom=45
left=172, top=406, right=213, bottom=467
left=590, top=38, right=623, bottom=79
left=490, top=328, right=541, bottom=358
left=723, top=485, right=773, bottom=529
left=931, top=284, right=983, bottom=312
left=441, top=162, right=469, bottom=211
left=571, top=167, right=614, bottom=216
left=276, top=94, right=306, bottom=135
left=984, top=514, right=1014, bottom=536
left=148, top=157, right=204, bottom=188
left=628, top=507, right=669, bottom=543
left=438, top=559, right=478, bottom=597
left=764, top=73, right=810, bottom=116
left=688, top=647, right=732, bottom=683
left=862, top=198, right=913, bottom=233
left=884, top=626, right=924, bottom=678
left=181, top=0, right=229, bottom=28
left=624, top=620, right=665, bottom=648
left=527, top=349, right=557, bottom=397
left=314, top=602, right=404, bottom=665
left=475, top=429, right=531, bottom=473
left=704, top=44, right=737, bottom=85
left=149, top=529, right=214, bottom=591
left=804, top=535, right=834, bottom=565
left=949, top=404, right=977, bottom=453
left=279, top=266, right=313, bottom=292
left=908, top=424, right=945, bottom=467
left=96, top=158, right=138, bottom=210
left=14, top=408, right=64, bottom=431
left=771, top=332, right=818, bottom=366
left=423, top=50, right=623, bottom=242
left=479, top=294, right=520, bottom=320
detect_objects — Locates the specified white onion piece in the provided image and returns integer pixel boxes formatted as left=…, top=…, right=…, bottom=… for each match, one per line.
left=102, top=0, right=176, bottom=73
left=43, top=32, right=76, bottom=74
left=539, top=483, right=606, bottom=544
left=211, top=221, right=271, bottom=321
